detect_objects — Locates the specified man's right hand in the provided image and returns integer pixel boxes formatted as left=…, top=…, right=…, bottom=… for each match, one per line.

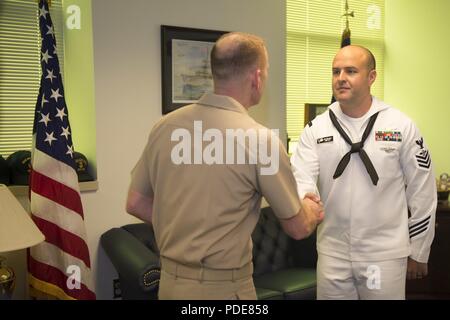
left=279, top=193, right=324, bottom=240
left=301, top=192, right=324, bottom=231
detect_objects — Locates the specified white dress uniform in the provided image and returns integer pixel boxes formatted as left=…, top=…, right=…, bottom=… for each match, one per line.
left=291, top=96, right=437, bottom=299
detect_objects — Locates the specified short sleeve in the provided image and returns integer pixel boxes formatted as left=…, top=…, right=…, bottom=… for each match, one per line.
left=129, top=144, right=154, bottom=197
left=256, top=129, right=301, bottom=220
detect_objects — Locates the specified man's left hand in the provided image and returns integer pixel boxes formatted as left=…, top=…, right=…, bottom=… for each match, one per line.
left=407, top=257, right=428, bottom=280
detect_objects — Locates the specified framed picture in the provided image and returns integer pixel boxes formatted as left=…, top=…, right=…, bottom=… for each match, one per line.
left=304, top=103, right=328, bottom=124
left=161, top=25, right=227, bottom=114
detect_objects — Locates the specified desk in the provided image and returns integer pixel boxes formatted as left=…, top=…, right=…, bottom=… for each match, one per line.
left=406, top=202, right=450, bottom=299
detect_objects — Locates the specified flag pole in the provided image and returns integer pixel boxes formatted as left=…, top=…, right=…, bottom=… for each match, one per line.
left=343, top=0, right=354, bottom=32
left=331, top=0, right=354, bottom=103
left=341, top=0, right=354, bottom=45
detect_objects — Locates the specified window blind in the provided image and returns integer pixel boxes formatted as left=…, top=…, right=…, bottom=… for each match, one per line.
left=0, top=0, right=64, bottom=158
left=287, top=0, right=385, bottom=151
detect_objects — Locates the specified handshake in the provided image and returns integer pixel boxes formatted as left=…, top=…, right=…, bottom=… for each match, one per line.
left=300, top=192, right=325, bottom=238
left=279, top=192, right=324, bottom=240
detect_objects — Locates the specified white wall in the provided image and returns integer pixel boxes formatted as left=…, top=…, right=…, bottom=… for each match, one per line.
left=89, top=0, right=286, bottom=299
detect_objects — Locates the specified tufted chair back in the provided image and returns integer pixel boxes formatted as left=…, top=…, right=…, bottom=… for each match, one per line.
left=252, top=206, right=294, bottom=276
left=252, top=206, right=317, bottom=276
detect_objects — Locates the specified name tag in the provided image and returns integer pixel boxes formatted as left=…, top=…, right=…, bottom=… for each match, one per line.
left=317, top=136, right=333, bottom=144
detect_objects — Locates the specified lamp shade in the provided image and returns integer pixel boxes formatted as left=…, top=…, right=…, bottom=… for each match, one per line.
left=0, top=184, right=45, bottom=253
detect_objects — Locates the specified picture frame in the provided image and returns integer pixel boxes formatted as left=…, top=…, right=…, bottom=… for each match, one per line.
left=304, top=103, right=329, bottom=124
left=161, top=25, right=227, bottom=114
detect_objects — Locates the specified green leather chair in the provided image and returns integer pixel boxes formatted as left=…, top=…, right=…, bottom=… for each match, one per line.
left=101, top=222, right=160, bottom=300
left=252, top=206, right=317, bottom=299
left=101, top=206, right=317, bottom=300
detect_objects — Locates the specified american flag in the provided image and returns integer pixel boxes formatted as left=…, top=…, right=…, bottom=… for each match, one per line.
left=27, top=0, right=95, bottom=300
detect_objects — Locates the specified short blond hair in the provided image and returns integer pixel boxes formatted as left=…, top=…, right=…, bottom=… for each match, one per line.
left=211, top=32, right=267, bottom=82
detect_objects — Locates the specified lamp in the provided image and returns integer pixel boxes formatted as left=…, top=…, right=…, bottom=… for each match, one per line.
left=0, top=184, right=45, bottom=299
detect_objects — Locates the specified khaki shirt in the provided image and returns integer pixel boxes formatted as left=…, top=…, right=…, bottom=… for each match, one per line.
left=130, top=93, right=301, bottom=269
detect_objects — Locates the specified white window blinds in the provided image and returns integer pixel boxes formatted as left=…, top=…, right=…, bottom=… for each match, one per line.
left=287, top=0, right=385, bottom=150
left=0, top=0, right=64, bottom=158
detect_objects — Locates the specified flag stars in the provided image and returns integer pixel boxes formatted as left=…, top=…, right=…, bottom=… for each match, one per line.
left=39, top=5, right=48, bottom=19
left=44, top=132, right=57, bottom=146
left=35, top=7, right=79, bottom=170
left=66, top=145, right=74, bottom=158
left=41, top=50, right=53, bottom=64
left=39, top=113, right=51, bottom=127
left=50, top=88, right=63, bottom=102
left=55, top=107, right=67, bottom=121
left=61, top=126, right=71, bottom=140
left=45, top=69, right=57, bottom=83
left=46, top=25, right=55, bottom=37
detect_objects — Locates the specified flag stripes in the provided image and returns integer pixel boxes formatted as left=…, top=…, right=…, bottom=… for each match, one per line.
left=28, top=255, right=95, bottom=300
left=30, top=148, right=79, bottom=191
left=30, top=241, right=94, bottom=291
left=30, top=192, right=87, bottom=240
left=31, top=169, right=84, bottom=218
left=31, top=214, right=91, bottom=268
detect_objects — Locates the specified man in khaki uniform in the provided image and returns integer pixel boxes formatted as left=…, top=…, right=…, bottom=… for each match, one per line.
left=126, top=32, right=323, bottom=300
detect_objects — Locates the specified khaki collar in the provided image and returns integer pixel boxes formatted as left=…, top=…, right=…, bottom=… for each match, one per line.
left=197, top=93, right=248, bottom=114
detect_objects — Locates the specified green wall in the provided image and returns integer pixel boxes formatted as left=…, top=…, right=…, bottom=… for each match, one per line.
left=62, top=0, right=96, bottom=177
left=385, top=0, right=450, bottom=177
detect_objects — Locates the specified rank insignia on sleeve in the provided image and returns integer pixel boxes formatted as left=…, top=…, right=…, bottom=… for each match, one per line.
left=375, top=131, right=402, bottom=142
left=317, top=136, right=333, bottom=144
left=415, top=137, right=431, bottom=169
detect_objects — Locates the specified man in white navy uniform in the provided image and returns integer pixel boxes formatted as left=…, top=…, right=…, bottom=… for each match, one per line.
left=291, top=45, right=437, bottom=299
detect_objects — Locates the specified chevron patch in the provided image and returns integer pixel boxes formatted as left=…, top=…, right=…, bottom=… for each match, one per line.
left=415, top=149, right=431, bottom=169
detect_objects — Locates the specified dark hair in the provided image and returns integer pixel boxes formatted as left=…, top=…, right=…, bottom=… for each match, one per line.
left=211, top=32, right=266, bottom=81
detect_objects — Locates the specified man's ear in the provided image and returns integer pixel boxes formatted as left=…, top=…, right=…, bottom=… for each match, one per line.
left=252, top=68, right=262, bottom=90
left=368, top=69, right=377, bottom=86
